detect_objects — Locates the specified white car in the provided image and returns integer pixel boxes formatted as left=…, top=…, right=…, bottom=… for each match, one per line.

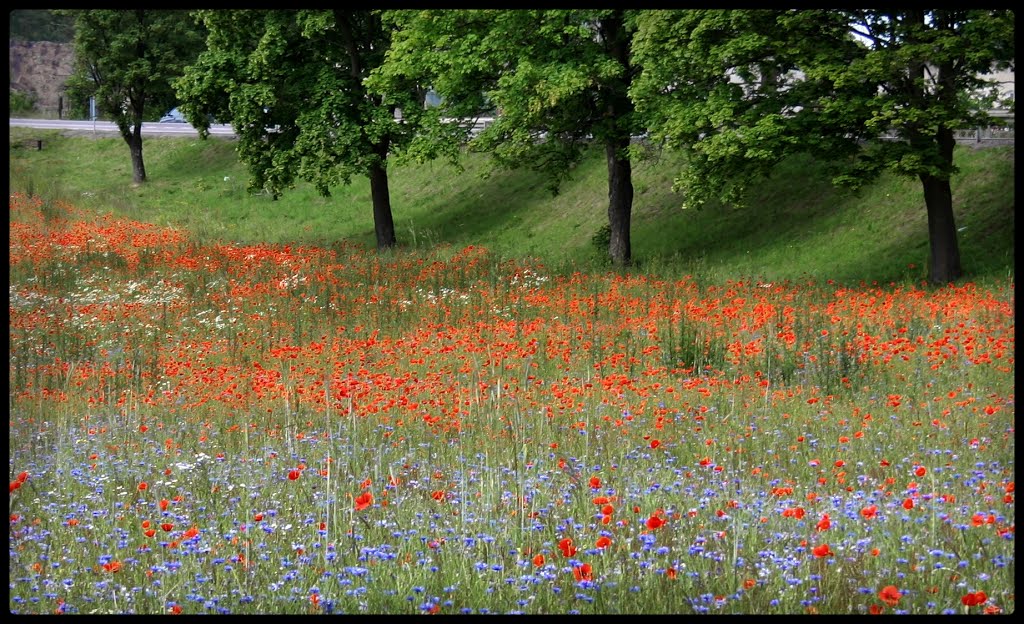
left=159, top=107, right=187, bottom=123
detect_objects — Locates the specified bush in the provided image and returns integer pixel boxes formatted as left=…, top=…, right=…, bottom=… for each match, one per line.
left=591, top=223, right=611, bottom=254
left=10, top=89, right=37, bottom=115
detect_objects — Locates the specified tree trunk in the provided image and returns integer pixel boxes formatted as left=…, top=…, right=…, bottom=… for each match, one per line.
left=368, top=155, right=397, bottom=250
left=606, top=139, right=633, bottom=266
left=920, top=127, right=962, bottom=284
left=920, top=174, right=962, bottom=284
left=125, top=128, right=146, bottom=184
left=599, top=11, right=634, bottom=268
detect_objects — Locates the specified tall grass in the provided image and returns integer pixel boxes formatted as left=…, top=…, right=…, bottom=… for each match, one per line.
left=8, top=193, right=1014, bottom=614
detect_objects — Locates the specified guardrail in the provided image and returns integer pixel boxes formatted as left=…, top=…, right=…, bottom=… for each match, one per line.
left=458, top=115, right=1015, bottom=145
left=879, top=114, right=1014, bottom=145
left=952, top=124, right=1015, bottom=144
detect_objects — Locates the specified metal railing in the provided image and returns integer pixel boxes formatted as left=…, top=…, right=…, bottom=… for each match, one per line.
left=457, top=115, right=1015, bottom=145
left=879, top=113, right=1014, bottom=145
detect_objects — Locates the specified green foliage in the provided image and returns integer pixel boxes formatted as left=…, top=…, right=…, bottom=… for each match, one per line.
left=9, top=89, right=37, bottom=114
left=177, top=10, right=416, bottom=199
left=374, top=10, right=648, bottom=266
left=629, top=9, right=1014, bottom=283
left=590, top=223, right=611, bottom=255
left=176, top=10, right=431, bottom=248
left=377, top=10, right=645, bottom=194
left=632, top=9, right=1015, bottom=201
left=56, top=9, right=207, bottom=183
left=59, top=10, right=206, bottom=127
left=8, top=9, right=75, bottom=42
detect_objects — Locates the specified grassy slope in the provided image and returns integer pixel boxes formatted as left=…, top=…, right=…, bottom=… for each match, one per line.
left=8, top=126, right=1015, bottom=286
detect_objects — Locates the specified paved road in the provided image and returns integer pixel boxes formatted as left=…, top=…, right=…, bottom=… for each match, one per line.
left=9, top=117, right=237, bottom=138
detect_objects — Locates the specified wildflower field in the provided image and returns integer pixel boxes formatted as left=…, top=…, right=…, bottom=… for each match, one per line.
left=8, top=192, right=1014, bottom=615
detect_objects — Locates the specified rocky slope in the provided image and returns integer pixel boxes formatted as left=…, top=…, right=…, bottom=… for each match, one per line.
left=9, top=40, right=76, bottom=117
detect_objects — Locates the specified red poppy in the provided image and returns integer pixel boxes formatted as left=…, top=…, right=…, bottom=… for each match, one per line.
left=431, top=490, right=445, bottom=501
left=17, top=471, right=29, bottom=483
left=67, top=518, right=79, bottom=527
left=666, top=567, right=677, bottom=580
left=592, top=496, right=611, bottom=505
left=878, top=585, right=901, bottom=606
left=869, top=604, right=884, bottom=615
left=102, top=561, right=122, bottom=573
left=961, top=591, right=987, bottom=607
left=253, top=513, right=264, bottom=522
left=288, top=470, right=301, bottom=481
left=812, top=543, right=833, bottom=557
left=161, top=523, right=174, bottom=532
left=915, top=466, right=927, bottom=477
left=144, top=529, right=156, bottom=538
left=595, top=536, right=612, bottom=549
left=572, top=563, right=593, bottom=582
left=650, top=439, right=661, bottom=449
left=782, top=506, right=806, bottom=519
left=816, top=514, right=831, bottom=531
left=902, top=498, right=914, bottom=510
left=589, top=477, right=601, bottom=489
left=646, top=514, right=666, bottom=530
left=354, top=491, right=374, bottom=511
left=532, top=554, right=545, bottom=567
left=861, top=505, right=878, bottom=520
left=601, top=504, right=614, bottom=516
left=558, top=538, right=577, bottom=557
left=160, top=498, right=169, bottom=511
left=138, top=482, right=148, bottom=491
left=10, top=481, right=22, bottom=493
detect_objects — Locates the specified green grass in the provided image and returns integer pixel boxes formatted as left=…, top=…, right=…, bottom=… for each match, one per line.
left=7, top=126, right=1015, bottom=285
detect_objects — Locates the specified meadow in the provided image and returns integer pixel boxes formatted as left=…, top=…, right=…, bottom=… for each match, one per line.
left=7, top=187, right=1014, bottom=614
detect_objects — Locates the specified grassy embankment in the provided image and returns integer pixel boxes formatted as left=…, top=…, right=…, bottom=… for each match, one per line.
left=8, top=126, right=1015, bottom=285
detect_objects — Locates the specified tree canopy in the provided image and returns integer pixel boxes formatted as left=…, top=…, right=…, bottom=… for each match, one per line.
left=373, top=9, right=645, bottom=265
left=9, top=9, right=75, bottom=43
left=59, top=9, right=206, bottom=184
left=630, top=9, right=1015, bottom=283
left=175, top=9, right=436, bottom=249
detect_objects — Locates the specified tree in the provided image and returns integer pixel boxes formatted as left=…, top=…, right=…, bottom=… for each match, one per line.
left=630, top=9, right=1014, bottom=284
left=58, top=10, right=206, bottom=184
left=175, top=10, right=430, bottom=250
left=9, top=9, right=75, bottom=43
left=373, top=10, right=645, bottom=266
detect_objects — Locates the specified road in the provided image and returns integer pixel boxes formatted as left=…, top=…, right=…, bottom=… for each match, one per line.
left=9, top=117, right=238, bottom=138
